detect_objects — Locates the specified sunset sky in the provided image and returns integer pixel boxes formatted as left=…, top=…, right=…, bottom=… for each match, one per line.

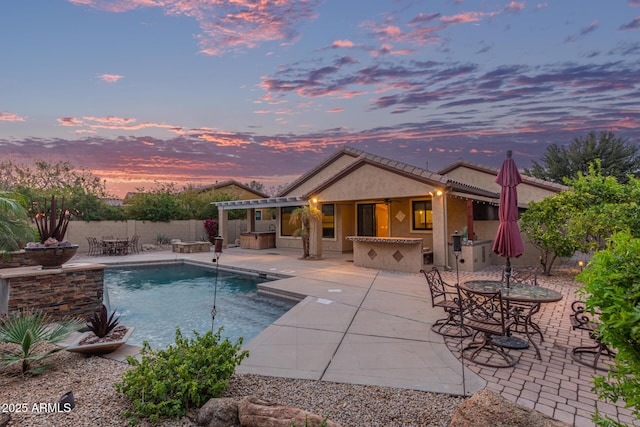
left=2, top=0, right=639, bottom=197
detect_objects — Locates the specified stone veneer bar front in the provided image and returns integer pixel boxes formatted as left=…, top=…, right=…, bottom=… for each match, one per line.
left=0, top=263, right=105, bottom=321
left=346, top=236, right=424, bottom=273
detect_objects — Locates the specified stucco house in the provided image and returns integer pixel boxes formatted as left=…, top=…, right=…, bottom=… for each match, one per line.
left=215, top=147, right=566, bottom=273
left=199, top=179, right=272, bottom=221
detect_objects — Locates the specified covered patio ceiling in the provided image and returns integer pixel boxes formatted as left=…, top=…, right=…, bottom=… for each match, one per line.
left=213, top=196, right=309, bottom=209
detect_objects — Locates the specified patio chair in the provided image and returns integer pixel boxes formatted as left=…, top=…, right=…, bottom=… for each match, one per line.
left=502, top=266, right=543, bottom=341
left=421, top=267, right=471, bottom=338
left=457, top=286, right=517, bottom=368
left=570, top=300, right=616, bottom=371
left=127, top=235, right=140, bottom=254
left=85, top=237, right=99, bottom=256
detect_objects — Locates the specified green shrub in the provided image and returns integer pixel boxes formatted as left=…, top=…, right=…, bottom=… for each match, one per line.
left=116, top=327, right=248, bottom=422
left=577, top=232, right=640, bottom=426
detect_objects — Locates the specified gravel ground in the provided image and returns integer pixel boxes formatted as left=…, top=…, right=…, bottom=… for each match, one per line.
left=0, top=348, right=465, bottom=427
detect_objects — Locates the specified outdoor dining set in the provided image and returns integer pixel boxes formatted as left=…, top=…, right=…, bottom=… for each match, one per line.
left=422, top=265, right=616, bottom=371
left=85, top=235, right=140, bottom=256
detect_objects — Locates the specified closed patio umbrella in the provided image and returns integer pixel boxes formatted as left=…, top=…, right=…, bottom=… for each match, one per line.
left=491, top=150, right=528, bottom=350
left=492, top=150, right=525, bottom=288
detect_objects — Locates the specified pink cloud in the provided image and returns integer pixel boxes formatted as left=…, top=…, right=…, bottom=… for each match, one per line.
left=503, top=1, right=525, bottom=14
left=98, top=73, right=124, bottom=83
left=0, top=112, right=26, bottom=122
left=371, top=44, right=414, bottom=56
left=198, top=133, right=251, bottom=147
left=630, top=0, right=640, bottom=7
left=536, top=2, right=549, bottom=9
left=70, top=0, right=321, bottom=56
left=83, top=116, right=136, bottom=125
left=57, top=115, right=183, bottom=134
left=440, top=12, right=487, bottom=24
left=57, top=117, right=83, bottom=126
left=619, top=17, right=640, bottom=31
left=327, top=108, right=344, bottom=113
left=332, top=39, right=354, bottom=48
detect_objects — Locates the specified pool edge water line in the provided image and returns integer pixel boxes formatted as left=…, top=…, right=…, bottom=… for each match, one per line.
left=103, top=258, right=293, bottom=281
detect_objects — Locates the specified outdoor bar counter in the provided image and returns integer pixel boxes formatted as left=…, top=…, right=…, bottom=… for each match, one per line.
left=346, top=236, right=423, bottom=273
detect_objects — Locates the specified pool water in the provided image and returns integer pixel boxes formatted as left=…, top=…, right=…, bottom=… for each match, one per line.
left=105, top=263, right=297, bottom=349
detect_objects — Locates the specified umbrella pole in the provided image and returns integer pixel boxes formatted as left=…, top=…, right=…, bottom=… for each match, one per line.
left=505, top=257, right=511, bottom=289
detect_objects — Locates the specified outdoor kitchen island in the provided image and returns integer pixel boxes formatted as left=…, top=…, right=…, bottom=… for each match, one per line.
left=346, top=236, right=424, bottom=273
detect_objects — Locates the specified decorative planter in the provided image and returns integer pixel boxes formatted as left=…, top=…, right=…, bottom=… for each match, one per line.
left=66, top=326, right=135, bottom=355
left=23, top=245, right=79, bottom=269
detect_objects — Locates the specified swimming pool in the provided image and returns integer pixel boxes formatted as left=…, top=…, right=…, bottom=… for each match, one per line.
left=104, top=263, right=297, bottom=349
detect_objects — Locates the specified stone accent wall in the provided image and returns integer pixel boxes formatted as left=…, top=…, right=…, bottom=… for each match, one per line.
left=2, top=265, right=105, bottom=321
left=0, top=251, right=37, bottom=269
left=172, top=241, right=211, bottom=253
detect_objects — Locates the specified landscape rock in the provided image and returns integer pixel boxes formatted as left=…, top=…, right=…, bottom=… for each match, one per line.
left=449, top=390, right=570, bottom=427
left=197, top=397, right=240, bottom=427
left=237, top=396, right=341, bottom=427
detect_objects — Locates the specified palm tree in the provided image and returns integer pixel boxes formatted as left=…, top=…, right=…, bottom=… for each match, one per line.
left=288, top=205, right=322, bottom=258
left=0, top=193, right=35, bottom=253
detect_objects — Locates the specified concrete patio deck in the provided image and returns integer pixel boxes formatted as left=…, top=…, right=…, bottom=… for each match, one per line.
left=72, top=247, right=638, bottom=426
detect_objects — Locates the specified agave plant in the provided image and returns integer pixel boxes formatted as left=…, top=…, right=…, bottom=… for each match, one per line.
left=31, top=195, right=71, bottom=244
left=0, top=309, right=84, bottom=374
left=87, top=304, right=120, bottom=338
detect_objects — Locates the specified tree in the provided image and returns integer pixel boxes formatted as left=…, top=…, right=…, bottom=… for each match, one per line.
left=562, top=162, right=640, bottom=252
left=0, top=193, right=35, bottom=253
left=577, top=232, right=640, bottom=426
left=0, top=159, right=124, bottom=221
left=525, top=131, right=640, bottom=184
left=288, top=205, right=322, bottom=259
left=0, top=159, right=109, bottom=197
left=246, top=180, right=265, bottom=194
left=520, top=195, right=578, bottom=275
left=522, top=163, right=640, bottom=274
left=126, top=183, right=182, bottom=222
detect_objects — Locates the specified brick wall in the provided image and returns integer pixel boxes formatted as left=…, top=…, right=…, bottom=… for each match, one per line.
left=3, top=266, right=104, bottom=321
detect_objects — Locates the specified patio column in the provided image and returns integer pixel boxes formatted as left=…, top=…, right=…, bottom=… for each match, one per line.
left=218, top=207, right=229, bottom=248
left=432, top=191, right=447, bottom=267
left=248, top=208, right=256, bottom=232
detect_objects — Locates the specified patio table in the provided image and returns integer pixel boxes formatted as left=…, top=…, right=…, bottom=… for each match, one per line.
left=102, top=238, right=129, bottom=256
left=461, top=280, right=563, bottom=359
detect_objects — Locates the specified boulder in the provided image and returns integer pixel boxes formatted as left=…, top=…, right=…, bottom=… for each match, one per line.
left=197, top=397, right=240, bottom=427
left=449, top=390, right=570, bottom=427
left=237, top=396, right=340, bottom=427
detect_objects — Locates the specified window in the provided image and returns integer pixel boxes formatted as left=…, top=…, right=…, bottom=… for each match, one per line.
left=473, top=203, right=499, bottom=220
left=321, top=204, right=335, bottom=238
left=255, top=210, right=262, bottom=221
left=412, top=200, right=433, bottom=230
left=280, top=206, right=297, bottom=236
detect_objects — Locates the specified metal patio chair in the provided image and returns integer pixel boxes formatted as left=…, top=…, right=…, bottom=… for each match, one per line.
left=502, top=266, right=544, bottom=341
left=457, top=286, right=518, bottom=368
left=570, top=300, right=616, bottom=371
left=421, top=267, right=471, bottom=338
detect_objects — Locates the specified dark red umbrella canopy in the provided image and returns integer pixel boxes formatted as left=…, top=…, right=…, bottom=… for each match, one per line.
left=492, top=150, right=525, bottom=259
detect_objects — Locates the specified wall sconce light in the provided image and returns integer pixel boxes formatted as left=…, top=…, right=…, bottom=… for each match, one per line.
left=436, top=190, right=443, bottom=197
left=578, top=260, right=584, bottom=271
left=311, top=197, right=318, bottom=204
